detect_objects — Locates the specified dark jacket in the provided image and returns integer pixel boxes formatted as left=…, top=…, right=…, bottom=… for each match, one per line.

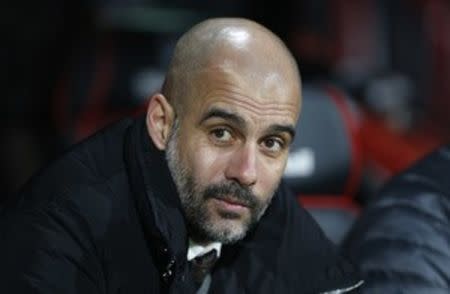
left=343, top=145, right=450, bottom=293
left=0, top=117, right=362, bottom=294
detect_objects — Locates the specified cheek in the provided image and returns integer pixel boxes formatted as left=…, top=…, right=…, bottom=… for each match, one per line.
left=183, top=140, right=231, bottom=184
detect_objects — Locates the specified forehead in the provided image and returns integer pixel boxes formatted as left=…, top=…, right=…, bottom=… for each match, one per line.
left=187, top=67, right=301, bottom=125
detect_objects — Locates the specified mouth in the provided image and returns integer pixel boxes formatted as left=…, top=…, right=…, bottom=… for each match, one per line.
left=215, top=194, right=250, bottom=206
left=211, top=196, right=250, bottom=213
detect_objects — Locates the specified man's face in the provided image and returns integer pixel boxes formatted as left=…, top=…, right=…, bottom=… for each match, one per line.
left=166, top=66, right=300, bottom=244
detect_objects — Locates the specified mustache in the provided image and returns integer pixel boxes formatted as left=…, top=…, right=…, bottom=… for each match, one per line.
left=203, top=182, right=259, bottom=209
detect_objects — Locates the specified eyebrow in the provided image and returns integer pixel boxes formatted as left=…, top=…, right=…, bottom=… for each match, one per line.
left=266, top=124, right=296, bottom=140
left=199, top=107, right=296, bottom=139
left=199, top=108, right=246, bottom=130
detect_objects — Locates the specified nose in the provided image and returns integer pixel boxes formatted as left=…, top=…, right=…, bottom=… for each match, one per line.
left=224, top=144, right=258, bottom=187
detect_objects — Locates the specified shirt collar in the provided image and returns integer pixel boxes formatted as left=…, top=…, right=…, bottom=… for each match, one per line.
left=187, top=239, right=222, bottom=261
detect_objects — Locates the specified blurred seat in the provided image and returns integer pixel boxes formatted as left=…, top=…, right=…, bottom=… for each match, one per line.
left=52, top=32, right=168, bottom=145
left=284, top=84, right=363, bottom=244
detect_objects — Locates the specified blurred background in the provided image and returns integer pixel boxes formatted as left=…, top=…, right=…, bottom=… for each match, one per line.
left=2, top=0, right=450, bottom=211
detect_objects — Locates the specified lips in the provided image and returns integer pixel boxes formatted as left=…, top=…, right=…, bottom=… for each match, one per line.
left=213, top=196, right=249, bottom=208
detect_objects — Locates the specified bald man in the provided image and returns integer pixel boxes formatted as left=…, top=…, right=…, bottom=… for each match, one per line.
left=0, top=18, right=362, bottom=293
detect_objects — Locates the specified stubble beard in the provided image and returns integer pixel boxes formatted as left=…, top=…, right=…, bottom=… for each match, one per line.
left=165, top=119, right=274, bottom=244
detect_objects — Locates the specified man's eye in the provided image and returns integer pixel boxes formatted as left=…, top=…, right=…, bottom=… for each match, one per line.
left=210, top=128, right=233, bottom=143
left=262, top=137, right=284, bottom=153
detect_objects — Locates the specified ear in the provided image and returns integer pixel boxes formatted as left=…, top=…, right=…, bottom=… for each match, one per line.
left=145, top=93, right=175, bottom=150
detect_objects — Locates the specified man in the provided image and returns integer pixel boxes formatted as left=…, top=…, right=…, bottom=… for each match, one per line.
left=0, top=18, right=362, bottom=293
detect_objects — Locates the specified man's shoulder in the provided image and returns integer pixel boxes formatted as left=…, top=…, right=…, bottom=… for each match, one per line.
left=2, top=118, right=136, bottom=226
left=213, top=181, right=362, bottom=293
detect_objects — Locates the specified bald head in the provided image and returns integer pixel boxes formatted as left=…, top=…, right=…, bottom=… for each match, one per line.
left=162, top=18, right=301, bottom=115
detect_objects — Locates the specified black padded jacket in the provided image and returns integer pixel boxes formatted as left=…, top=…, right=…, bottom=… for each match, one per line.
left=0, top=117, right=362, bottom=294
left=343, top=145, right=450, bottom=293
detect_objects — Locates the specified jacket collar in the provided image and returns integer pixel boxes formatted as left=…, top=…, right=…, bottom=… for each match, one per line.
left=125, top=117, right=189, bottom=278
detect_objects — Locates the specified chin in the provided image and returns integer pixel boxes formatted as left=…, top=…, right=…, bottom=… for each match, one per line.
left=204, top=216, right=249, bottom=244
